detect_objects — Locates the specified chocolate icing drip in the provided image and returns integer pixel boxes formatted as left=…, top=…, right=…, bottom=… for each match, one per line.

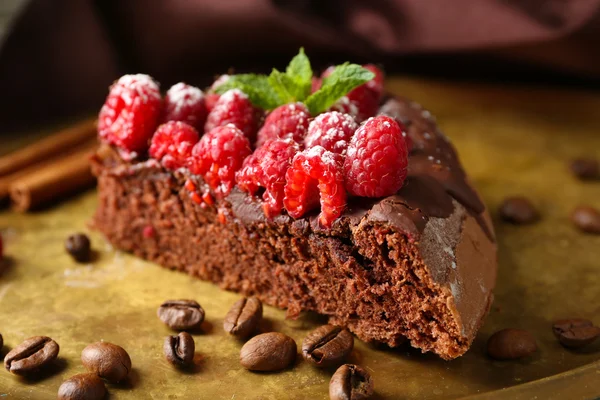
left=380, top=97, right=493, bottom=240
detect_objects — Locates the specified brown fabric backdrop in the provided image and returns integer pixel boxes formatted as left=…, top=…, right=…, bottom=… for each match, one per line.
left=1, top=0, right=599, bottom=133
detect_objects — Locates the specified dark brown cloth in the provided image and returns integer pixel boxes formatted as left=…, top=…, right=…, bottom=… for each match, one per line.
left=1, top=0, right=599, bottom=133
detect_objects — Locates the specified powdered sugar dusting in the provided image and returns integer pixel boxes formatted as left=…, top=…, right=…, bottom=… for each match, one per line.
left=115, top=74, right=161, bottom=105
left=166, top=83, right=204, bottom=114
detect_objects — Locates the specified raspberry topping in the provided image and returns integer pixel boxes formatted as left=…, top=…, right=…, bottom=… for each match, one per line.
left=329, top=96, right=360, bottom=120
left=237, top=138, right=300, bottom=218
left=161, top=83, right=207, bottom=131
left=98, top=74, right=162, bottom=152
left=346, top=64, right=385, bottom=122
left=256, top=103, right=310, bottom=148
left=188, top=124, right=251, bottom=196
left=284, top=146, right=347, bottom=228
left=205, top=74, right=230, bottom=112
left=361, top=64, right=385, bottom=95
left=205, top=89, right=258, bottom=142
left=344, top=115, right=408, bottom=197
left=149, top=121, right=200, bottom=170
left=304, top=111, right=358, bottom=154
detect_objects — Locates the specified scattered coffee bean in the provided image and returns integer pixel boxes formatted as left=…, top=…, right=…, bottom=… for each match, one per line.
left=0, top=332, right=3, bottom=349
left=65, top=233, right=92, bottom=262
left=571, top=206, right=600, bottom=234
left=553, top=318, right=600, bottom=348
left=570, top=158, right=600, bottom=180
left=240, top=332, right=297, bottom=371
left=164, top=332, right=195, bottom=367
left=81, top=342, right=131, bottom=383
left=58, top=373, right=107, bottom=400
left=498, top=197, right=539, bottom=224
left=487, top=328, right=537, bottom=360
left=302, top=325, right=354, bottom=368
left=329, top=364, right=374, bottom=400
left=4, top=336, right=60, bottom=375
left=157, top=299, right=205, bottom=330
left=223, top=297, right=263, bottom=339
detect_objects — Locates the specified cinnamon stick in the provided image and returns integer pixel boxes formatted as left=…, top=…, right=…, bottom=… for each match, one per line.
left=9, top=141, right=98, bottom=212
left=0, top=118, right=97, bottom=178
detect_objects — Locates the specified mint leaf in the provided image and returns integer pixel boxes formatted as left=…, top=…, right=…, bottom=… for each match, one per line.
left=214, top=74, right=281, bottom=110
left=305, top=63, right=375, bottom=115
left=268, top=69, right=302, bottom=104
left=285, top=47, right=312, bottom=100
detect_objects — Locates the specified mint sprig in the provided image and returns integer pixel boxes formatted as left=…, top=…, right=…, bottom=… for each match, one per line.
left=305, top=63, right=374, bottom=115
left=213, top=48, right=374, bottom=116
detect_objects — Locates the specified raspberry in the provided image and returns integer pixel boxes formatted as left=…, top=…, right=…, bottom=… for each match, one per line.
left=237, top=138, right=300, bottom=218
left=344, top=115, right=408, bottom=198
left=188, top=124, right=251, bottom=196
left=346, top=64, right=385, bottom=122
left=329, top=96, right=359, bottom=120
left=98, top=74, right=162, bottom=152
left=161, top=83, right=207, bottom=131
left=284, top=146, right=346, bottom=228
left=256, top=103, right=310, bottom=148
left=311, top=76, right=322, bottom=93
left=361, top=64, right=385, bottom=95
left=149, top=121, right=200, bottom=170
left=304, top=111, right=358, bottom=154
left=205, top=89, right=258, bottom=142
left=205, top=74, right=230, bottom=112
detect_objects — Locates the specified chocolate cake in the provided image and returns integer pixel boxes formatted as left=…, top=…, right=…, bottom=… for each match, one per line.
left=92, top=96, right=496, bottom=361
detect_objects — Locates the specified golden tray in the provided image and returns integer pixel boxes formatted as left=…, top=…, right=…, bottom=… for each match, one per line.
left=1, top=78, right=599, bottom=399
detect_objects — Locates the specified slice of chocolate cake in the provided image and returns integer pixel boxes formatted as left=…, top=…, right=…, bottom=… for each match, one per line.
left=92, top=54, right=496, bottom=360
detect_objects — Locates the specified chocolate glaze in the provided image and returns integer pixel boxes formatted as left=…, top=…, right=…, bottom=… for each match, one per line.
left=221, top=96, right=494, bottom=242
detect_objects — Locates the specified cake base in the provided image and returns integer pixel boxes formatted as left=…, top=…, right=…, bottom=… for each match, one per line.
left=92, top=152, right=495, bottom=360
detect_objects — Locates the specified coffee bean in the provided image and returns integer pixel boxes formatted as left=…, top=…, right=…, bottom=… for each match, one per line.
left=0, top=332, right=3, bottom=350
left=223, top=297, right=263, bottom=339
left=487, top=328, right=537, bottom=360
left=302, top=325, right=354, bottom=368
left=65, top=233, right=91, bottom=262
left=571, top=206, right=600, bottom=234
left=553, top=318, right=600, bottom=348
left=329, top=364, right=374, bottom=400
left=58, top=373, right=107, bottom=400
left=4, top=336, right=59, bottom=375
left=570, top=158, right=600, bottom=180
left=157, top=299, right=205, bottom=330
left=81, top=342, right=131, bottom=383
left=240, top=332, right=296, bottom=371
left=164, top=332, right=195, bottom=367
left=498, top=197, right=539, bottom=224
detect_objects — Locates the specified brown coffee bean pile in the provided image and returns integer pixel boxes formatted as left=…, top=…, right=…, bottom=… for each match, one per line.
left=553, top=318, right=600, bottom=349
left=57, top=341, right=131, bottom=398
